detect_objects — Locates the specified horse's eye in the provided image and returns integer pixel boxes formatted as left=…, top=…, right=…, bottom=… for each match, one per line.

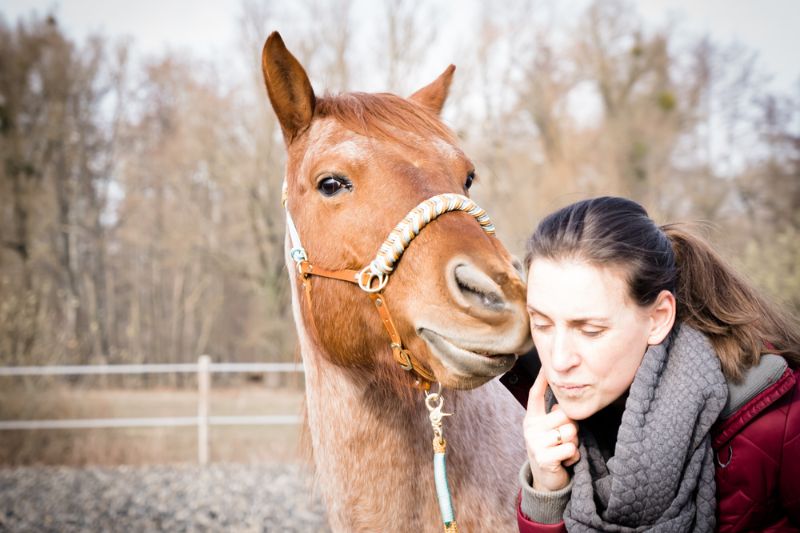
left=317, top=176, right=352, bottom=197
left=465, top=170, right=475, bottom=190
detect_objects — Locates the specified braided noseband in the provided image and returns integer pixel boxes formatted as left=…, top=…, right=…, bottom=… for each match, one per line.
left=283, top=182, right=496, bottom=386
left=358, top=193, right=495, bottom=292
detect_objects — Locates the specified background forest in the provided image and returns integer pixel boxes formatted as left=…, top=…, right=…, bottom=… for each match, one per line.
left=2, top=0, right=798, bottom=369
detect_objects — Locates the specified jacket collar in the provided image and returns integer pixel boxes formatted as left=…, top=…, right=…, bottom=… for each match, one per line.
left=712, top=357, right=796, bottom=449
left=720, top=353, right=787, bottom=418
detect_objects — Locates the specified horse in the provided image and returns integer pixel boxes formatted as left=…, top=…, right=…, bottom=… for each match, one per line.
left=261, top=32, right=532, bottom=532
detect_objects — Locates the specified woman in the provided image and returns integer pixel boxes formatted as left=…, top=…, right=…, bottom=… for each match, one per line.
left=512, top=197, right=800, bottom=532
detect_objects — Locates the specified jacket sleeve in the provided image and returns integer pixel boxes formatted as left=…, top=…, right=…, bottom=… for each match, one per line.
left=779, top=368, right=800, bottom=524
left=517, top=500, right=567, bottom=533
left=516, top=461, right=569, bottom=533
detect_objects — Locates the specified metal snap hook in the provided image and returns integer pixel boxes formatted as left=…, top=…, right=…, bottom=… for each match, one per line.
left=715, top=444, right=733, bottom=468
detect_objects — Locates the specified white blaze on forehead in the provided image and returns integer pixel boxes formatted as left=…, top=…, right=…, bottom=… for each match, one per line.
left=433, top=138, right=461, bottom=161
left=299, top=119, right=372, bottom=175
left=380, top=130, right=462, bottom=162
left=306, top=118, right=340, bottom=144
left=322, top=140, right=370, bottom=160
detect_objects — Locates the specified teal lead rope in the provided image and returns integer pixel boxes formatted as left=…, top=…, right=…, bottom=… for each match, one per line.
left=433, top=449, right=455, bottom=525
left=425, top=388, right=458, bottom=533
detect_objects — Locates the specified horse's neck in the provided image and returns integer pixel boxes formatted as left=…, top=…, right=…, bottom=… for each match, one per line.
left=289, top=260, right=527, bottom=531
left=300, top=337, right=526, bottom=531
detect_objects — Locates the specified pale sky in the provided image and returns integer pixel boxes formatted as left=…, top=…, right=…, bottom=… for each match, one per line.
left=638, top=0, right=799, bottom=92
left=2, top=0, right=798, bottom=94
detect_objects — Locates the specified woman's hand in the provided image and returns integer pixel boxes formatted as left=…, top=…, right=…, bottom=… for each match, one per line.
left=523, top=370, right=580, bottom=492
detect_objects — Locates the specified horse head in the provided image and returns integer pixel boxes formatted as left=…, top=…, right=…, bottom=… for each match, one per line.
left=262, top=32, right=532, bottom=392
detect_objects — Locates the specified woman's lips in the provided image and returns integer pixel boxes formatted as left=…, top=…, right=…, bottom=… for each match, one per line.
left=553, top=383, right=588, bottom=397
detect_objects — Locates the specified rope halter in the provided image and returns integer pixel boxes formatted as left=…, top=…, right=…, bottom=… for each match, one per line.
left=283, top=184, right=497, bottom=386
left=357, top=193, right=495, bottom=292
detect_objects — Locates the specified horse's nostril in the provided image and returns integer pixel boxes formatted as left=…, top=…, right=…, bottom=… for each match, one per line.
left=456, top=278, right=501, bottom=307
left=452, top=263, right=506, bottom=312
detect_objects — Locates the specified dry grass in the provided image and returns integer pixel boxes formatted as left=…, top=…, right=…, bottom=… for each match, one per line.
left=0, top=384, right=306, bottom=466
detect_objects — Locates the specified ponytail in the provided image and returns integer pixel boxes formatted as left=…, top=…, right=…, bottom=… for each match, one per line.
left=663, top=224, right=800, bottom=381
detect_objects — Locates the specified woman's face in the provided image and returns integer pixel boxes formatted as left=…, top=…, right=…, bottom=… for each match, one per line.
left=526, top=258, right=665, bottom=420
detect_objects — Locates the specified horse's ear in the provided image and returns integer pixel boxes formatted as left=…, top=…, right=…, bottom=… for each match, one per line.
left=262, top=32, right=316, bottom=144
left=409, top=65, right=455, bottom=116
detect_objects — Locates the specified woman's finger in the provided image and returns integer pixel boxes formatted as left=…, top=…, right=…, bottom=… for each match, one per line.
left=526, top=370, right=549, bottom=416
left=535, top=442, right=579, bottom=469
left=563, top=448, right=581, bottom=467
left=541, top=408, right=570, bottom=430
left=555, top=422, right=578, bottom=443
left=526, top=414, right=570, bottom=447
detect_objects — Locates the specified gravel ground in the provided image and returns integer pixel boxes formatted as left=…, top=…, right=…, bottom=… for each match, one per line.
left=0, top=464, right=330, bottom=532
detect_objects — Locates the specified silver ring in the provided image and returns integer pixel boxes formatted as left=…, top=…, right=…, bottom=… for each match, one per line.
left=555, top=427, right=563, bottom=446
left=357, top=268, right=389, bottom=293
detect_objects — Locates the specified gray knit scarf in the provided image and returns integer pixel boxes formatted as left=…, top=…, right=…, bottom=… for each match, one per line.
left=560, top=325, right=728, bottom=532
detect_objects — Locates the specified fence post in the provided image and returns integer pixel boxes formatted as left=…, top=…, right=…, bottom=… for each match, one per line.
left=197, top=355, right=211, bottom=465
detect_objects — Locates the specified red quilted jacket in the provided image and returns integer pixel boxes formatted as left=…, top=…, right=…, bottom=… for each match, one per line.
left=503, top=363, right=800, bottom=532
left=712, top=365, right=800, bottom=532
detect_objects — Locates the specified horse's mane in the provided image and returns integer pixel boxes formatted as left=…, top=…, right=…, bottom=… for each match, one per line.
left=315, top=92, right=456, bottom=146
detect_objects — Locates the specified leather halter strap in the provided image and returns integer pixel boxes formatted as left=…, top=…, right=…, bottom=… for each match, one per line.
left=296, top=260, right=436, bottom=387
left=284, top=190, right=496, bottom=390
left=297, top=261, right=360, bottom=284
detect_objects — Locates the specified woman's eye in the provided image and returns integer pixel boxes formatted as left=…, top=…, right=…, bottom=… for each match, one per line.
left=465, top=171, right=475, bottom=190
left=317, top=176, right=351, bottom=197
left=532, top=323, right=551, bottom=332
left=581, top=329, right=603, bottom=338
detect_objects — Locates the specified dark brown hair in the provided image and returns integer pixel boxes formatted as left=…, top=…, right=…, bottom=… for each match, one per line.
left=525, top=196, right=800, bottom=381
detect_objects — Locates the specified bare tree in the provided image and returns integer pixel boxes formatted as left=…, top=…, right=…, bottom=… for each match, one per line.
left=1, top=1, right=796, bottom=369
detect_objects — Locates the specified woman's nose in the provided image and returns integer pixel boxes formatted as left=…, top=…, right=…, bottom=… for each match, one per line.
left=550, top=329, right=579, bottom=372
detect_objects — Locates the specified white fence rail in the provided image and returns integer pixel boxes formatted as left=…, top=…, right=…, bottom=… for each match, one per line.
left=0, top=361, right=302, bottom=376
left=0, top=356, right=305, bottom=464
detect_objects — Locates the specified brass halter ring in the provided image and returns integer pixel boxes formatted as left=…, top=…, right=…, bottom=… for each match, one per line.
left=358, top=268, right=389, bottom=293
